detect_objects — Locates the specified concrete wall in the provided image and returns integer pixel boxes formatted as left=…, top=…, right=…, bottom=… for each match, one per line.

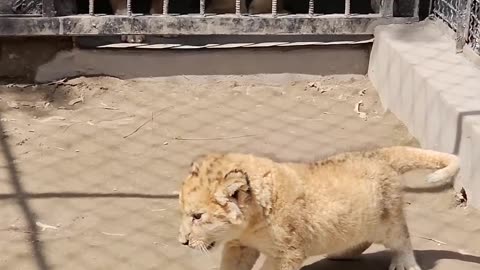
left=33, top=44, right=371, bottom=83
left=369, top=20, right=480, bottom=208
left=0, top=37, right=371, bottom=83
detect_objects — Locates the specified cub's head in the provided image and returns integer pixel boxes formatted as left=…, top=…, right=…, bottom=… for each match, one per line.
left=177, top=154, right=253, bottom=251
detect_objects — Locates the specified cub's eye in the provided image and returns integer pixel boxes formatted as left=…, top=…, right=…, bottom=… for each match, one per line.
left=192, top=213, right=203, bottom=220
left=232, top=190, right=240, bottom=200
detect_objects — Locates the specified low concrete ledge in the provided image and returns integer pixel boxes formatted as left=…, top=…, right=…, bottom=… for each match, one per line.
left=34, top=44, right=370, bottom=82
left=369, top=20, right=480, bottom=208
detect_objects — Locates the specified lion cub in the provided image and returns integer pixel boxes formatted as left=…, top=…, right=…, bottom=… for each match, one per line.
left=178, top=146, right=459, bottom=270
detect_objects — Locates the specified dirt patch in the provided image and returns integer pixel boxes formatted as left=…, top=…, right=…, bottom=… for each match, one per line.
left=0, top=75, right=478, bottom=270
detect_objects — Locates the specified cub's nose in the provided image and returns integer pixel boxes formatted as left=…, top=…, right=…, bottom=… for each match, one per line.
left=178, top=232, right=189, bottom=246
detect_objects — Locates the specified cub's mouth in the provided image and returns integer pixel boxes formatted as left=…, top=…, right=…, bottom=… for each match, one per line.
left=207, top=242, right=216, bottom=250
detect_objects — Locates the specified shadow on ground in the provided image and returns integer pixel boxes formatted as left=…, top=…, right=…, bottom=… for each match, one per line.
left=303, top=250, right=480, bottom=270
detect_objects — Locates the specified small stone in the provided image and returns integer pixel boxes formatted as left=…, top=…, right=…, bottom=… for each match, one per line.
left=7, top=101, right=19, bottom=109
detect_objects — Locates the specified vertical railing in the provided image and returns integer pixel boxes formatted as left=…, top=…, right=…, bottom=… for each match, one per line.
left=455, top=0, right=473, bottom=53
left=127, top=0, right=132, bottom=16
left=308, top=0, right=314, bottom=15
left=272, top=0, right=278, bottom=16
left=381, top=0, right=395, bottom=17
left=429, top=0, right=434, bottom=14
left=200, top=0, right=206, bottom=15
left=413, top=0, right=420, bottom=18
left=236, top=0, right=241, bottom=15
left=345, top=0, right=351, bottom=16
left=42, top=0, right=55, bottom=17
left=163, top=0, right=169, bottom=15
left=89, top=0, right=95, bottom=16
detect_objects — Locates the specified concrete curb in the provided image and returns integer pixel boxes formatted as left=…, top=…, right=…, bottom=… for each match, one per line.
left=369, top=20, right=480, bottom=208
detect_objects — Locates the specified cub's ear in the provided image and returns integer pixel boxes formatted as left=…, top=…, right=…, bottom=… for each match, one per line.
left=223, top=169, right=250, bottom=201
left=190, top=161, right=200, bottom=176
left=215, top=169, right=250, bottom=224
left=190, top=154, right=209, bottom=176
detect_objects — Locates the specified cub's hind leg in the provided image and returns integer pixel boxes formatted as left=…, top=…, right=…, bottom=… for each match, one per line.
left=381, top=211, right=421, bottom=270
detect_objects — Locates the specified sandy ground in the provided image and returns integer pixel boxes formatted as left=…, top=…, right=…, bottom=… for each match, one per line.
left=0, top=75, right=479, bottom=270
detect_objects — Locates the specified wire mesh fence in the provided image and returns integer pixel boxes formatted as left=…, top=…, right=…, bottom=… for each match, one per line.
left=432, top=0, right=480, bottom=55
left=432, top=0, right=460, bottom=30
left=0, top=74, right=480, bottom=270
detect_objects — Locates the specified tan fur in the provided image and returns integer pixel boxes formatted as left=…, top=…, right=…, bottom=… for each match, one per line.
left=178, top=146, right=459, bottom=270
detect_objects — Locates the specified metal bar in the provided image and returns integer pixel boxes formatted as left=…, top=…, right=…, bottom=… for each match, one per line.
left=42, top=0, right=55, bottom=17
left=89, top=0, right=95, bottom=16
left=442, top=0, right=459, bottom=12
left=0, top=15, right=417, bottom=36
left=200, top=0, right=206, bottom=15
left=236, top=0, right=241, bottom=15
left=456, top=0, right=474, bottom=53
left=127, top=0, right=132, bottom=16
left=413, top=0, right=420, bottom=18
left=272, top=0, right=278, bottom=16
left=308, top=0, right=314, bottom=15
left=380, top=0, right=394, bottom=17
left=344, top=0, right=350, bottom=15
left=163, top=0, right=169, bottom=15
left=429, top=0, right=434, bottom=15
left=433, top=9, right=457, bottom=28
left=472, top=11, right=480, bottom=24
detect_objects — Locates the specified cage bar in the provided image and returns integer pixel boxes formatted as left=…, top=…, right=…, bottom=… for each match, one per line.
left=89, top=0, right=95, bottom=16
left=236, top=0, right=241, bottom=15
left=200, top=0, right=206, bottom=15
left=380, top=0, right=394, bottom=17
left=428, top=0, right=434, bottom=15
left=127, top=0, right=132, bottom=16
left=163, top=0, right=169, bottom=15
left=42, top=0, right=55, bottom=17
left=455, top=0, right=473, bottom=53
left=344, top=0, right=350, bottom=15
left=413, top=0, right=420, bottom=18
left=272, top=0, right=278, bottom=16
left=308, top=0, right=314, bottom=15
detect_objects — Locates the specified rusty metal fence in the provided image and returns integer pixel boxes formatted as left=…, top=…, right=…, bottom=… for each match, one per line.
left=432, top=0, right=480, bottom=54
left=0, top=0, right=418, bottom=37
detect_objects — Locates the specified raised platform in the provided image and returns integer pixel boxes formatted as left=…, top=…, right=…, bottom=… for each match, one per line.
left=369, top=20, right=480, bottom=208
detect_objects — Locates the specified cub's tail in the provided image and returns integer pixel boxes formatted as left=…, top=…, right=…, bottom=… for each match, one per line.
left=378, top=146, right=460, bottom=183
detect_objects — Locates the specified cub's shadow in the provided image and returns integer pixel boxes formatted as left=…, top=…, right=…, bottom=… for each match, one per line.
left=302, top=250, right=480, bottom=270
